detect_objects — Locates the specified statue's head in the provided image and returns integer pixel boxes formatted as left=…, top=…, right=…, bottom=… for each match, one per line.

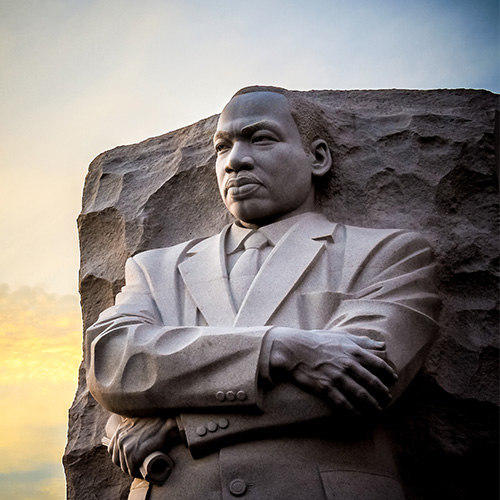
left=214, top=86, right=332, bottom=226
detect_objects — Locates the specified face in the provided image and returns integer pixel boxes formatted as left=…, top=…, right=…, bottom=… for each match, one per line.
left=214, top=92, right=317, bottom=226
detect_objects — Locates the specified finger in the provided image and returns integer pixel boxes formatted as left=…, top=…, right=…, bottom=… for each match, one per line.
left=294, top=366, right=374, bottom=415
left=116, top=434, right=132, bottom=476
left=347, top=364, right=393, bottom=405
left=122, top=442, right=141, bottom=478
left=121, top=452, right=134, bottom=477
left=367, top=347, right=388, bottom=362
left=111, top=441, right=123, bottom=470
left=335, top=377, right=384, bottom=413
left=109, top=433, right=121, bottom=467
left=326, top=355, right=393, bottom=408
left=325, top=386, right=361, bottom=416
left=346, top=334, right=386, bottom=350
left=354, top=349, right=398, bottom=382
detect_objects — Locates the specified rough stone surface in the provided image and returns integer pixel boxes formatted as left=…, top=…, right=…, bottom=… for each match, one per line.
left=64, top=89, right=499, bottom=500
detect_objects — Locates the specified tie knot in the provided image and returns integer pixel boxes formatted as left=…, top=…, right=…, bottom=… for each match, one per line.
left=243, top=231, right=269, bottom=251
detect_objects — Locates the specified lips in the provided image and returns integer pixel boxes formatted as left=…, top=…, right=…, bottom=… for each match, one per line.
left=225, top=175, right=262, bottom=199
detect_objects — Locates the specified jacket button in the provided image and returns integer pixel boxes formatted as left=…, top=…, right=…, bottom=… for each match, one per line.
left=196, top=426, right=207, bottom=436
left=236, top=390, right=246, bottom=401
left=216, top=391, right=225, bottom=401
left=229, top=478, right=247, bottom=496
left=207, top=421, right=218, bottom=432
left=219, top=418, right=229, bottom=429
left=226, top=390, right=236, bottom=401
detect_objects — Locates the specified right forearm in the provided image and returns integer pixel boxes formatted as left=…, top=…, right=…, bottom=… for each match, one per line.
left=87, top=319, right=270, bottom=416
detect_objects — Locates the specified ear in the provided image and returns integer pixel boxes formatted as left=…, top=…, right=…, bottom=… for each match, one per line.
left=309, top=139, right=332, bottom=177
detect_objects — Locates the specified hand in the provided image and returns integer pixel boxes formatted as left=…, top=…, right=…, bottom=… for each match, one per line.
left=267, top=328, right=398, bottom=415
left=107, top=416, right=180, bottom=478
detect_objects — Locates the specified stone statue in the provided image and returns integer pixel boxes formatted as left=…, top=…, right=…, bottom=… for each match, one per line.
left=85, top=86, right=441, bottom=500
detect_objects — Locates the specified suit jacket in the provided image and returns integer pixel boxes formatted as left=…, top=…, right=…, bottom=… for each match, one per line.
left=87, top=213, right=440, bottom=500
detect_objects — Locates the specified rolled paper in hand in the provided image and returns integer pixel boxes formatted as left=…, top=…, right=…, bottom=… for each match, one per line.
left=101, top=437, right=174, bottom=485
left=139, top=451, right=174, bottom=485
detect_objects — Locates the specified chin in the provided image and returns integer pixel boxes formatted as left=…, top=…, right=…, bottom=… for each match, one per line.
left=227, top=200, right=288, bottom=227
left=235, top=212, right=283, bottom=228
left=231, top=212, right=259, bottom=226
left=228, top=203, right=262, bottom=224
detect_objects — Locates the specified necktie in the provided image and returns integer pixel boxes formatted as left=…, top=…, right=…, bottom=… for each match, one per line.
left=229, top=231, right=269, bottom=309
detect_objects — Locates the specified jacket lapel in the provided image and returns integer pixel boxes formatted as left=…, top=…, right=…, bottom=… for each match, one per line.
left=178, top=225, right=236, bottom=326
left=234, top=214, right=336, bottom=327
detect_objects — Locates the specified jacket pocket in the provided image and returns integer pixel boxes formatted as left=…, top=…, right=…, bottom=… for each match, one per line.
left=319, top=469, right=406, bottom=500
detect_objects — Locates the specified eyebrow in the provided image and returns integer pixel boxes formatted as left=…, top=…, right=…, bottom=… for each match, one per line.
left=240, top=121, right=280, bottom=135
left=213, top=120, right=281, bottom=143
left=213, top=130, right=231, bottom=143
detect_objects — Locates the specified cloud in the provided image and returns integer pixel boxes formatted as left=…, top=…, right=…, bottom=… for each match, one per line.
left=0, top=285, right=81, bottom=478
left=0, top=466, right=65, bottom=500
left=0, top=2, right=497, bottom=498
left=0, top=1, right=497, bottom=297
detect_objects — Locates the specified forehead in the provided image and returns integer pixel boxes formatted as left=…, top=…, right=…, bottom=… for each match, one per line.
left=216, top=92, right=297, bottom=134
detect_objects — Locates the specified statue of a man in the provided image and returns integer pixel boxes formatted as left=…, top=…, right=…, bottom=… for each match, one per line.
left=86, top=86, right=440, bottom=500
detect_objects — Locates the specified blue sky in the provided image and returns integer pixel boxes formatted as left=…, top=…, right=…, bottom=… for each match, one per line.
left=0, top=0, right=498, bottom=294
left=0, top=0, right=498, bottom=498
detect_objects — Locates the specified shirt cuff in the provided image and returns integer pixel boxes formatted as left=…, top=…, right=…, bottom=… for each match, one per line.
left=175, top=416, right=188, bottom=447
left=258, top=330, right=275, bottom=386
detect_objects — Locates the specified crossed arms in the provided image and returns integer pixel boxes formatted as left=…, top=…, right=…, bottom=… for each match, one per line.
left=86, top=227, right=440, bottom=478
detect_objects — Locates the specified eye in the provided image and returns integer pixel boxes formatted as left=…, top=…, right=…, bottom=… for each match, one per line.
left=252, top=133, right=278, bottom=144
left=215, top=142, right=229, bottom=154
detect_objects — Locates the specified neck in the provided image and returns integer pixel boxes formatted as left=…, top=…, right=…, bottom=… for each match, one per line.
left=238, top=207, right=318, bottom=230
left=238, top=191, right=317, bottom=229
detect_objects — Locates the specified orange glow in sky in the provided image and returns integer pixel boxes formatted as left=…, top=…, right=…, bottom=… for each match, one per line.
left=0, top=0, right=497, bottom=498
left=0, top=286, right=81, bottom=499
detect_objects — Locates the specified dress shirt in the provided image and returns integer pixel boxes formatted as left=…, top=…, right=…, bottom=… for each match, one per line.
left=225, top=212, right=317, bottom=273
left=225, top=212, right=322, bottom=385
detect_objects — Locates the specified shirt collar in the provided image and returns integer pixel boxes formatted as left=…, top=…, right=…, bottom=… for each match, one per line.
left=226, top=212, right=318, bottom=254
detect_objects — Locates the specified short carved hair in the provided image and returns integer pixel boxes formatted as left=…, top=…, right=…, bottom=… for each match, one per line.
left=230, top=86, right=335, bottom=201
left=231, top=85, right=332, bottom=150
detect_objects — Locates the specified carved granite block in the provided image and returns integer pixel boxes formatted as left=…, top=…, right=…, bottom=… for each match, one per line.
left=65, top=89, right=498, bottom=500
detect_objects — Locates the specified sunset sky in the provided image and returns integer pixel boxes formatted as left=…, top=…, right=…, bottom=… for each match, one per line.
left=0, top=0, right=498, bottom=498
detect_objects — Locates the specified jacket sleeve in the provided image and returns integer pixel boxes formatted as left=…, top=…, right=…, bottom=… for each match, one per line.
left=179, top=229, right=440, bottom=457
left=87, top=229, right=440, bottom=457
left=86, top=255, right=271, bottom=417
left=329, top=228, right=441, bottom=399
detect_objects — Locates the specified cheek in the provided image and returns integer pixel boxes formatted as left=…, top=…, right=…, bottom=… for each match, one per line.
left=275, top=157, right=310, bottom=187
left=215, top=164, right=225, bottom=189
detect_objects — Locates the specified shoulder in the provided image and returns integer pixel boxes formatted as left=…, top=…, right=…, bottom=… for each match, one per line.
left=130, top=233, right=219, bottom=268
left=341, top=223, right=430, bottom=248
left=335, top=224, right=434, bottom=273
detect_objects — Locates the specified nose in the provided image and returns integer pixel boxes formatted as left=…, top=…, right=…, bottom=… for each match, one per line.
left=225, top=142, right=254, bottom=173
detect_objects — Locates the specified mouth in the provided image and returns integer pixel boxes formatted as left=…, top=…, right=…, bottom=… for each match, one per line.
left=225, top=176, right=262, bottom=200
